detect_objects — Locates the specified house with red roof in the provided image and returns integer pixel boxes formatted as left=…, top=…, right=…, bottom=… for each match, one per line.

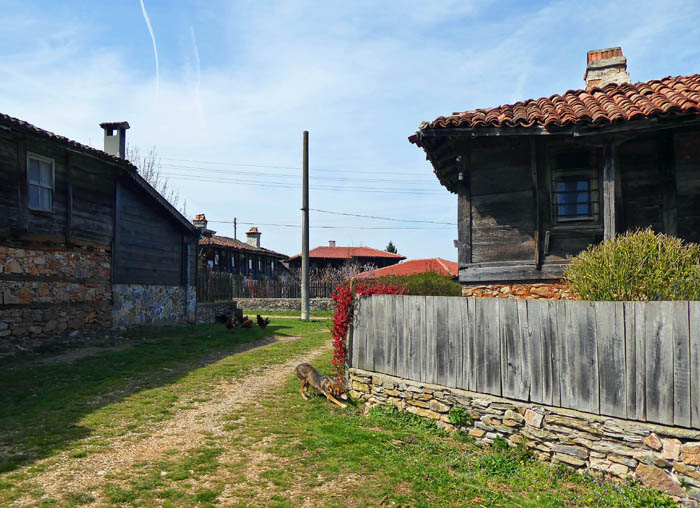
left=354, top=258, right=458, bottom=280
left=410, top=47, right=700, bottom=295
left=288, top=241, right=405, bottom=271
left=193, top=214, right=288, bottom=281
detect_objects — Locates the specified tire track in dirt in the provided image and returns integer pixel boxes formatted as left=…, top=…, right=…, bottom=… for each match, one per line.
left=13, top=335, right=332, bottom=507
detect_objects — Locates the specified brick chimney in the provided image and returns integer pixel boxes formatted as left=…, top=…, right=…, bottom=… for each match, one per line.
left=193, top=213, right=207, bottom=229
left=99, top=121, right=130, bottom=158
left=328, top=240, right=336, bottom=247
left=246, top=227, right=261, bottom=247
left=584, top=47, right=630, bottom=91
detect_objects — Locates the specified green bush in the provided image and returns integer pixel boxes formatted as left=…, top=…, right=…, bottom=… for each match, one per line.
left=564, top=228, right=700, bottom=301
left=375, top=272, right=462, bottom=296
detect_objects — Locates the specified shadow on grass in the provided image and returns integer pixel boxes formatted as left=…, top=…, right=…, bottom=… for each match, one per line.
left=0, top=320, right=319, bottom=473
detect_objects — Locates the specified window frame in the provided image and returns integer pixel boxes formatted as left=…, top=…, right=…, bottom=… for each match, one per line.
left=27, top=152, right=55, bottom=212
left=548, top=148, right=601, bottom=225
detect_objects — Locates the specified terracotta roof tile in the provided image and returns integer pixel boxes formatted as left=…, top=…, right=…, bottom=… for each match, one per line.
left=354, top=258, right=457, bottom=279
left=413, top=74, right=700, bottom=135
left=289, top=246, right=406, bottom=261
left=199, top=235, right=288, bottom=258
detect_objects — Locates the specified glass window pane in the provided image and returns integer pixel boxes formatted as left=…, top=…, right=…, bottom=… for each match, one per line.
left=39, top=188, right=51, bottom=210
left=28, top=186, right=41, bottom=208
left=39, top=161, right=52, bottom=186
left=28, top=161, right=41, bottom=185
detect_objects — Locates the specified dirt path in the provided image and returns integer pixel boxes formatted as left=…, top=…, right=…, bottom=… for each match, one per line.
left=16, top=336, right=332, bottom=507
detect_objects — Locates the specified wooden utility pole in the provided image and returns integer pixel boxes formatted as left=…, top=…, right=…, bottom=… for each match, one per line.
left=301, top=131, right=310, bottom=321
left=233, top=217, right=237, bottom=239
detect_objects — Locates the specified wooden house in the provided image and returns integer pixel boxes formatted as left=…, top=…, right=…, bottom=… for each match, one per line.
left=0, top=114, right=199, bottom=353
left=288, top=241, right=405, bottom=271
left=194, top=216, right=288, bottom=281
left=409, top=48, right=700, bottom=294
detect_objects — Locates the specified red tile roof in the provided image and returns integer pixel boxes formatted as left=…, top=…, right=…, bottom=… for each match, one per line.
left=355, top=258, right=458, bottom=279
left=410, top=74, right=700, bottom=136
left=200, top=235, right=288, bottom=258
left=289, top=246, right=406, bottom=261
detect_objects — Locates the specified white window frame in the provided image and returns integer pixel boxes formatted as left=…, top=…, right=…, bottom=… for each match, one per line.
left=27, top=153, right=55, bottom=212
left=248, top=258, right=253, bottom=270
left=258, top=259, right=262, bottom=272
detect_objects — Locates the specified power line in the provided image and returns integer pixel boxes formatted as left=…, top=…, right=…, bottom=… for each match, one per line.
left=206, top=220, right=452, bottom=230
left=310, top=208, right=456, bottom=225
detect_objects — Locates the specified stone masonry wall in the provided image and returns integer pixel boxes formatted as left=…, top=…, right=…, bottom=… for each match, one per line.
left=233, top=297, right=333, bottom=312
left=112, top=284, right=196, bottom=329
left=0, top=245, right=112, bottom=354
left=195, top=301, right=241, bottom=324
left=349, top=368, right=700, bottom=505
left=462, top=282, right=575, bottom=300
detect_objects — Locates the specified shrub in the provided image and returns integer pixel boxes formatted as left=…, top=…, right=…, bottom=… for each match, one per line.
left=564, top=228, right=700, bottom=301
left=375, top=272, right=461, bottom=296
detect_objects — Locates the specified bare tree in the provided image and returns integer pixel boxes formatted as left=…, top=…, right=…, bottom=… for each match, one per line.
left=127, top=144, right=187, bottom=216
left=292, top=262, right=378, bottom=286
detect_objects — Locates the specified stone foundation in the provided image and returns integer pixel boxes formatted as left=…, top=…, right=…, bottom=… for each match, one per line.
left=462, top=282, right=575, bottom=300
left=233, top=297, right=333, bottom=312
left=195, top=301, right=242, bottom=324
left=349, top=367, right=700, bottom=504
left=112, top=284, right=196, bottom=328
left=0, top=245, right=112, bottom=354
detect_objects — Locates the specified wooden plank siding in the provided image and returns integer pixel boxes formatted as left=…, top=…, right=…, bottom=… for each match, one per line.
left=351, top=296, right=699, bottom=429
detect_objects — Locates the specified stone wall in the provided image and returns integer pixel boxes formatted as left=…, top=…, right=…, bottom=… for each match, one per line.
left=195, top=301, right=242, bottom=324
left=0, top=245, right=112, bottom=354
left=349, top=368, right=700, bottom=504
left=233, top=298, right=334, bottom=312
left=462, top=282, right=575, bottom=300
left=112, top=284, right=196, bottom=329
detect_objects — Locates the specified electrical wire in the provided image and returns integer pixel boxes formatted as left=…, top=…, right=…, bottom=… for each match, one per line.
left=309, top=208, right=456, bottom=225
left=206, top=220, right=453, bottom=230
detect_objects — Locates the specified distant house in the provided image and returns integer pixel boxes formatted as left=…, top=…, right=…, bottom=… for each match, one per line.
left=194, top=215, right=288, bottom=281
left=0, top=114, right=199, bottom=353
left=409, top=47, right=700, bottom=294
left=355, top=258, right=458, bottom=280
left=289, top=241, right=405, bottom=271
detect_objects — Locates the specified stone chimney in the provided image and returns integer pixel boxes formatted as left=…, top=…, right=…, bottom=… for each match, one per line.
left=246, top=227, right=261, bottom=247
left=328, top=240, right=336, bottom=247
left=99, top=121, right=130, bottom=158
left=193, top=213, right=207, bottom=229
left=584, top=47, right=630, bottom=91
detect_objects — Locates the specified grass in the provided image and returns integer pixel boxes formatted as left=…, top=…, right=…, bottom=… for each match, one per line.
left=238, top=309, right=333, bottom=318
left=0, top=321, right=677, bottom=507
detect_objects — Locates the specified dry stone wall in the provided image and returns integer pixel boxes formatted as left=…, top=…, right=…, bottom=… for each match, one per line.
left=112, top=284, right=196, bottom=329
left=233, top=297, right=333, bottom=312
left=462, top=282, right=574, bottom=300
left=349, top=367, right=700, bottom=505
left=0, top=245, right=112, bottom=354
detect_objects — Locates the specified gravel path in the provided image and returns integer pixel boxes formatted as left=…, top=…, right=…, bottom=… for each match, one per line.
left=14, top=335, right=331, bottom=507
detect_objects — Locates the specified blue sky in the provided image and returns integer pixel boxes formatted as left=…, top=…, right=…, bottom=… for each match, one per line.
left=2, top=0, right=699, bottom=260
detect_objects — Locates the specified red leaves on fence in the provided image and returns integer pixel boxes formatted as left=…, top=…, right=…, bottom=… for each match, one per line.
left=330, top=281, right=408, bottom=382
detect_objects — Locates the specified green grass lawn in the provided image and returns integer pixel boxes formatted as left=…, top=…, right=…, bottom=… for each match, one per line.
left=0, top=321, right=676, bottom=508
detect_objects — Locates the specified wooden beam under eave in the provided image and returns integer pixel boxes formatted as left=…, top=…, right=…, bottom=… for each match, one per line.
left=457, top=141, right=472, bottom=268
left=603, top=143, right=617, bottom=241
left=660, top=133, right=678, bottom=236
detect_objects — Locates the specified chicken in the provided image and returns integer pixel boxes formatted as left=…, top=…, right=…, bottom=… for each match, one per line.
left=257, top=314, right=270, bottom=328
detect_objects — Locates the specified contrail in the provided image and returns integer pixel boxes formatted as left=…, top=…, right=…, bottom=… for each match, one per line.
left=189, top=26, right=201, bottom=89
left=189, top=25, right=205, bottom=126
left=139, top=0, right=159, bottom=92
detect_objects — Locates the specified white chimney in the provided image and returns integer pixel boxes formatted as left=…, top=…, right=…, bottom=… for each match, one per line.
left=100, top=121, right=130, bottom=159
left=584, top=47, right=630, bottom=91
left=246, top=227, right=261, bottom=247
left=328, top=240, right=336, bottom=247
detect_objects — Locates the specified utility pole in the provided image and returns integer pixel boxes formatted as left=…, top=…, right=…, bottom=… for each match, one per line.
left=233, top=217, right=237, bottom=240
left=301, top=131, right=310, bottom=321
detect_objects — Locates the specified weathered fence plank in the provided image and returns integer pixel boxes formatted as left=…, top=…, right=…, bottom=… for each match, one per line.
left=475, top=298, right=501, bottom=396
left=364, top=296, right=376, bottom=373
left=595, top=301, right=626, bottom=419
left=409, top=296, right=426, bottom=383
left=500, top=299, right=530, bottom=401
left=673, top=302, right=691, bottom=428
left=435, top=297, right=451, bottom=387
left=446, top=297, right=462, bottom=389
left=559, top=301, right=599, bottom=415
left=691, top=302, right=700, bottom=428
left=424, top=296, right=437, bottom=384
left=462, top=298, right=476, bottom=392
left=385, top=295, right=399, bottom=377
left=394, top=296, right=406, bottom=379
left=645, top=302, right=675, bottom=426
left=374, top=295, right=388, bottom=374
left=624, top=301, right=646, bottom=421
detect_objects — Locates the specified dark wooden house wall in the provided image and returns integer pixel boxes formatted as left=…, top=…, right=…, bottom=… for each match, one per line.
left=470, top=138, right=536, bottom=264
left=0, top=133, right=115, bottom=246
left=203, top=245, right=281, bottom=279
left=113, top=179, right=197, bottom=286
left=674, top=130, right=700, bottom=244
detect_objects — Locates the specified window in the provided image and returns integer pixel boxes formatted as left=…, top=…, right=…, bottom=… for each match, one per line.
left=248, top=259, right=253, bottom=270
left=258, top=259, right=262, bottom=272
left=214, top=253, right=220, bottom=266
left=27, top=154, right=54, bottom=211
left=272, top=260, right=275, bottom=271
left=231, top=256, right=236, bottom=268
left=551, top=150, right=599, bottom=222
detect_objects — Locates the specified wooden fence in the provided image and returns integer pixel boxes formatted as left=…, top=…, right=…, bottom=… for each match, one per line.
left=349, top=295, right=700, bottom=429
left=197, top=270, right=233, bottom=302
left=232, top=280, right=335, bottom=299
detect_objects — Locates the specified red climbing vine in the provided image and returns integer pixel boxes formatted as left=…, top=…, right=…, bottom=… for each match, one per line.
left=330, top=281, right=408, bottom=382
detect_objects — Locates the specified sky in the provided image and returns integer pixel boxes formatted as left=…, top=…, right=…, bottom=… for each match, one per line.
left=1, top=0, right=699, bottom=260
